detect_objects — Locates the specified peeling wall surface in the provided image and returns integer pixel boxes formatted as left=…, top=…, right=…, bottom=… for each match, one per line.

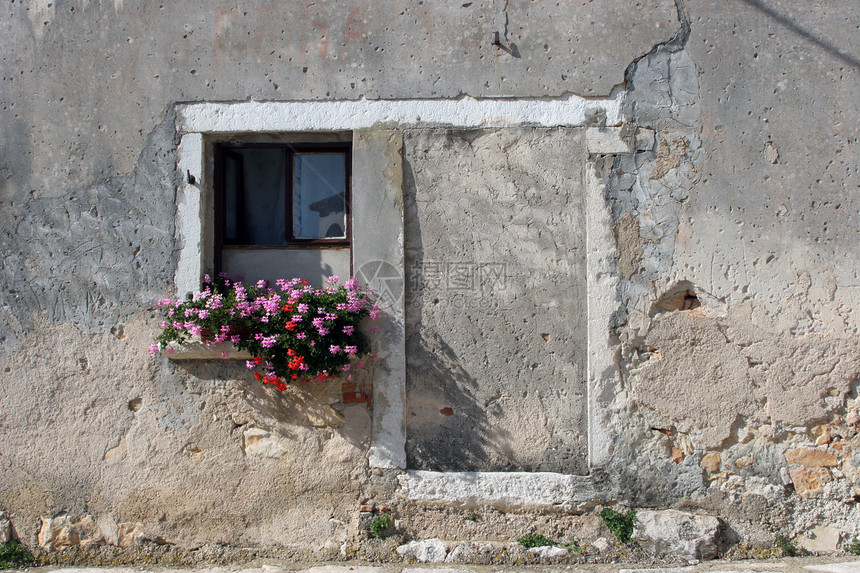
left=1, top=0, right=860, bottom=558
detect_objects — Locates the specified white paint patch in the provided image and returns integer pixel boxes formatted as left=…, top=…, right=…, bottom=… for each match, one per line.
left=176, top=94, right=623, bottom=134
left=586, top=162, right=623, bottom=468
left=351, top=130, right=407, bottom=470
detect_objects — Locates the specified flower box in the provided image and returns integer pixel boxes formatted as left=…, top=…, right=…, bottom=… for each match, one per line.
left=162, top=340, right=250, bottom=360
left=152, top=275, right=378, bottom=390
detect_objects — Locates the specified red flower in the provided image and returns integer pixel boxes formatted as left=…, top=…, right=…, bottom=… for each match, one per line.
left=261, top=375, right=287, bottom=392
left=287, top=354, right=305, bottom=370
left=282, top=304, right=294, bottom=312
left=285, top=322, right=296, bottom=331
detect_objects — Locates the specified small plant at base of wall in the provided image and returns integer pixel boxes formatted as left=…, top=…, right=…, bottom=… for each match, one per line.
left=517, top=533, right=556, bottom=548
left=846, top=537, right=860, bottom=555
left=0, top=542, right=33, bottom=570
left=563, top=538, right=583, bottom=554
left=774, top=534, right=809, bottom=557
left=599, top=508, right=636, bottom=544
left=369, top=514, right=392, bottom=539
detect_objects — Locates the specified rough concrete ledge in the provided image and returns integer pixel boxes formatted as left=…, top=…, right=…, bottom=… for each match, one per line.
left=165, top=340, right=251, bottom=360
left=397, top=470, right=601, bottom=511
left=175, top=95, right=624, bottom=134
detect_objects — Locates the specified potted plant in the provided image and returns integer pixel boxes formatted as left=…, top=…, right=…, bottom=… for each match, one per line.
left=151, top=274, right=378, bottom=390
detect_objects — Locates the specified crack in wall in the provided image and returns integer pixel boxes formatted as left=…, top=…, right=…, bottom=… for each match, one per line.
left=611, top=0, right=702, bottom=336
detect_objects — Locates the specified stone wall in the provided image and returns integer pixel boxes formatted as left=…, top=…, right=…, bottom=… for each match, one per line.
left=0, top=0, right=858, bottom=558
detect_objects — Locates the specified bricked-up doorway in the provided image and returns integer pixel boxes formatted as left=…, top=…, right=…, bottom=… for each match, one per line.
left=403, top=127, right=589, bottom=474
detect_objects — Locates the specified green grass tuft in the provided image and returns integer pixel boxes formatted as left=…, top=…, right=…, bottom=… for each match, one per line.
left=563, top=538, right=583, bottom=554
left=599, top=508, right=636, bottom=544
left=0, top=542, right=33, bottom=570
left=775, top=534, right=808, bottom=557
left=369, top=514, right=391, bottom=538
left=517, top=533, right=555, bottom=548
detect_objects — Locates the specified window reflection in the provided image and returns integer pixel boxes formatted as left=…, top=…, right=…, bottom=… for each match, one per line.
left=293, top=153, right=347, bottom=239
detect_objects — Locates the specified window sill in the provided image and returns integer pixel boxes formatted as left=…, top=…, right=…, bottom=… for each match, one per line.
left=164, top=340, right=373, bottom=406
left=165, top=340, right=251, bottom=360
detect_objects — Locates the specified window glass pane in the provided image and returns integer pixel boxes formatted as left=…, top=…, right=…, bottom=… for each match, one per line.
left=293, top=153, right=347, bottom=239
left=226, top=148, right=287, bottom=245
left=223, top=153, right=241, bottom=243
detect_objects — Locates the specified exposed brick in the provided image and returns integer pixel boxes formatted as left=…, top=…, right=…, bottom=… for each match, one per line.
left=343, top=391, right=367, bottom=404
left=341, top=382, right=357, bottom=393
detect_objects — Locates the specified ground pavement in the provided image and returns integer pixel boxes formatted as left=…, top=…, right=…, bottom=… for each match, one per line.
left=11, top=558, right=860, bottom=573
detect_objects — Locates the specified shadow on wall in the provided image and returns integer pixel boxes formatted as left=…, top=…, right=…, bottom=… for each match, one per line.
left=174, top=359, right=367, bottom=451
left=401, top=155, right=513, bottom=472
left=738, top=0, right=860, bottom=69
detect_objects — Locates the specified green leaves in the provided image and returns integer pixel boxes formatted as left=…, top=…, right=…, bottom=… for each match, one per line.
left=599, top=508, right=636, bottom=544
left=369, top=514, right=392, bottom=538
left=517, top=533, right=556, bottom=548
left=0, top=542, right=33, bottom=570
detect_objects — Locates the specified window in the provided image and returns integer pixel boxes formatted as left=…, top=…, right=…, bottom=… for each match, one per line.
left=212, top=140, right=352, bottom=286
left=177, top=102, right=408, bottom=468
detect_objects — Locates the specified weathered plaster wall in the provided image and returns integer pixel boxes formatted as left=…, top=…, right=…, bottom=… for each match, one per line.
left=0, top=0, right=676, bottom=201
left=1, top=0, right=859, bottom=558
left=602, top=0, right=860, bottom=546
left=0, top=0, right=680, bottom=552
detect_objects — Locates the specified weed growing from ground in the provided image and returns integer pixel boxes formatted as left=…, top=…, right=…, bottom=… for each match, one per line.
left=774, top=534, right=808, bottom=557
left=0, top=542, right=33, bottom=570
left=465, top=509, right=480, bottom=522
left=563, top=538, right=583, bottom=554
left=517, top=533, right=555, bottom=548
left=846, top=537, right=860, bottom=555
left=599, top=508, right=636, bottom=544
left=369, top=514, right=392, bottom=539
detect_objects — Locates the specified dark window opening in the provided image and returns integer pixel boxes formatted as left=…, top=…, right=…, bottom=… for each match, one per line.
left=213, top=142, right=351, bottom=273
